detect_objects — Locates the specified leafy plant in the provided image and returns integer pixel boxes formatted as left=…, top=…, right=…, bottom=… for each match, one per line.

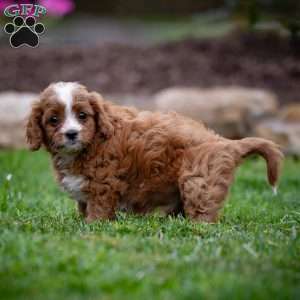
left=229, top=0, right=300, bottom=50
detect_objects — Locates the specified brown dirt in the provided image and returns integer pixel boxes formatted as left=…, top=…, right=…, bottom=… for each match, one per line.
left=0, top=31, right=299, bottom=105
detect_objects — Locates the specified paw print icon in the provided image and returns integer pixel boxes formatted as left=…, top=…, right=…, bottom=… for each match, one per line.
left=4, top=16, right=45, bottom=48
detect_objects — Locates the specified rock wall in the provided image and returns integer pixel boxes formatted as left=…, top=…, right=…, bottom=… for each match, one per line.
left=1, top=87, right=299, bottom=155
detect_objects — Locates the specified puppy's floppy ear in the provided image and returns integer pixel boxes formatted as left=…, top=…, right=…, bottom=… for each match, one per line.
left=26, top=101, right=44, bottom=151
left=89, top=92, right=114, bottom=139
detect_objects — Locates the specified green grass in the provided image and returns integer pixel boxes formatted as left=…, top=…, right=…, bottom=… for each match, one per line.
left=0, top=150, right=299, bottom=300
left=137, top=13, right=235, bottom=43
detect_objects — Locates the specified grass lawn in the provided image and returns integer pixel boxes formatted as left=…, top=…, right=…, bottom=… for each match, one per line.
left=0, top=150, right=299, bottom=300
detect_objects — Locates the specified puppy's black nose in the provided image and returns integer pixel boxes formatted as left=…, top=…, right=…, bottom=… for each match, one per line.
left=65, top=130, right=78, bottom=141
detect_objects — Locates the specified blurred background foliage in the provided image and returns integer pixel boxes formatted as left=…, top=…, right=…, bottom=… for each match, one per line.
left=72, top=0, right=299, bottom=28
left=73, top=0, right=224, bottom=15
left=0, top=0, right=299, bottom=46
left=68, top=0, right=300, bottom=47
left=229, top=0, right=300, bottom=46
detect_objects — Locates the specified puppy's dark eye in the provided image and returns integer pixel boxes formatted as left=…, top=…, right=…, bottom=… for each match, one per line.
left=78, top=112, right=87, bottom=120
left=49, top=116, right=59, bottom=125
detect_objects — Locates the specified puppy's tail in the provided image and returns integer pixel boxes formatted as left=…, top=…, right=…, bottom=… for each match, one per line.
left=234, top=137, right=283, bottom=193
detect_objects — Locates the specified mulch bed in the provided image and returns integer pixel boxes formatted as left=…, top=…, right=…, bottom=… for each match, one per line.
left=0, top=31, right=299, bottom=105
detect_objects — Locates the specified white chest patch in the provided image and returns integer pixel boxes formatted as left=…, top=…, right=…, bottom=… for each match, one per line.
left=61, top=174, right=86, bottom=203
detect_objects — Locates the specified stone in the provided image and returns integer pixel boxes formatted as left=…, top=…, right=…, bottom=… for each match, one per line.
left=255, top=119, right=300, bottom=155
left=0, top=87, right=285, bottom=151
left=0, top=92, right=37, bottom=148
left=279, top=104, right=300, bottom=123
left=154, top=87, right=278, bottom=138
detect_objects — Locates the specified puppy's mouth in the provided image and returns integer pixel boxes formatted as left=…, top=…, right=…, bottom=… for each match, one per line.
left=57, top=140, right=84, bottom=153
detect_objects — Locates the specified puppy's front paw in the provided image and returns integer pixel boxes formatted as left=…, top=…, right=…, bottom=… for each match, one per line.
left=85, top=211, right=116, bottom=223
left=85, top=215, right=97, bottom=223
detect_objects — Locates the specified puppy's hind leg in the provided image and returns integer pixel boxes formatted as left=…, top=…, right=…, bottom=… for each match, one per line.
left=178, top=143, right=236, bottom=222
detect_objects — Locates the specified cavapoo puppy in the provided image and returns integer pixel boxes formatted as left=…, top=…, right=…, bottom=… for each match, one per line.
left=26, top=82, right=283, bottom=223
